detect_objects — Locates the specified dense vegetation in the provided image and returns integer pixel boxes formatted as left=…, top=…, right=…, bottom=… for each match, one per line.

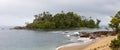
left=26, top=11, right=101, bottom=29
left=109, top=11, right=120, bottom=34
left=109, top=11, right=120, bottom=50
left=110, top=33, right=120, bottom=50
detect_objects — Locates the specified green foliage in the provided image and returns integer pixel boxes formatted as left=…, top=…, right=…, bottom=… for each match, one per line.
left=96, top=19, right=101, bottom=28
left=26, top=22, right=41, bottom=29
left=26, top=11, right=101, bottom=29
left=109, top=11, right=120, bottom=50
left=88, top=19, right=96, bottom=28
left=117, top=33, right=120, bottom=40
left=111, top=17, right=120, bottom=25
left=109, top=12, right=120, bottom=34
left=115, top=11, right=120, bottom=18
left=110, top=33, right=120, bottom=50
left=110, top=39, right=120, bottom=50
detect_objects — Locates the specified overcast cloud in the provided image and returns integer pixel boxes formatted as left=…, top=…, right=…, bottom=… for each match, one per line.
left=0, top=0, right=120, bottom=26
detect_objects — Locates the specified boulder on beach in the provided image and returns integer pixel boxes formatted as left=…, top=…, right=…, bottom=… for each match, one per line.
left=90, top=36, right=96, bottom=39
left=80, top=32, right=90, bottom=37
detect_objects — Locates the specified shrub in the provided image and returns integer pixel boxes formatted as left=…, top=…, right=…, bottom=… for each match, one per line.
left=110, top=33, right=120, bottom=50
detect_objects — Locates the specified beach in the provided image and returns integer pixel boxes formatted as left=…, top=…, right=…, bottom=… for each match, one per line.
left=57, top=42, right=92, bottom=50
left=57, top=36, right=116, bottom=50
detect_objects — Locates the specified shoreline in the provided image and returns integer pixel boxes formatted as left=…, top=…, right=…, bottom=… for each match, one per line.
left=82, top=36, right=116, bottom=50
left=57, top=36, right=116, bottom=50
left=56, top=42, right=92, bottom=50
left=56, top=38, right=97, bottom=50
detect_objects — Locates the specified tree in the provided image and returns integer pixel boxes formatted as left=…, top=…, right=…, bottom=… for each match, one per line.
left=26, top=22, right=40, bottom=29
left=115, top=11, right=120, bottom=19
left=109, top=11, right=120, bottom=50
left=26, top=11, right=100, bottom=29
left=96, top=19, right=101, bottom=28
left=110, top=33, right=120, bottom=50
left=109, top=17, right=120, bottom=34
left=88, top=19, right=96, bottom=28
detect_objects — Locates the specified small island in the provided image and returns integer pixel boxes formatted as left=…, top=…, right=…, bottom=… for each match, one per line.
left=17, top=11, right=101, bottom=30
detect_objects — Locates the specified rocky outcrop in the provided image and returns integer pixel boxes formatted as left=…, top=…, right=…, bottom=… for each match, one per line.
left=79, top=32, right=90, bottom=37
left=71, top=31, right=116, bottom=39
left=14, top=26, right=26, bottom=29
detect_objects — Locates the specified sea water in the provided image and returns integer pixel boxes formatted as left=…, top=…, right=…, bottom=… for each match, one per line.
left=0, top=28, right=110, bottom=50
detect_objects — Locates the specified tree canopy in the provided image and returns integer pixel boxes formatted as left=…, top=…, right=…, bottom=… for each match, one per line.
left=109, top=11, right=120, bottom=34
left=26, top=11, right=101, bottom=29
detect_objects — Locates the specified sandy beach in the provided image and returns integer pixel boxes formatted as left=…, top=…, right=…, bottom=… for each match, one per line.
left=57, top=36, right=116, bottom=50
left=57, top=42, right=92, bottom=50
left=83, top=36, right=116, bottom=50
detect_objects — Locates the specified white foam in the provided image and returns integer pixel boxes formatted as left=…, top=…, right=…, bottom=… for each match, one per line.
left=73, top=32, right=79, bottom=34
left=56, top=37, right=93, bottom=50
left=56, top=43, right=83, bottom=50
left=66, top=34, right=70, bottom=37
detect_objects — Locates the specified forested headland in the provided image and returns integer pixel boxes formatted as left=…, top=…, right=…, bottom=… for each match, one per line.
left=25, top=11, right=101, bottom=29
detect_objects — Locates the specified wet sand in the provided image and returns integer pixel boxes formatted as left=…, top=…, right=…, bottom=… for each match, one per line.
left=57, top=38, right=94, bottom=50
left=57, top=36, right=116, bottom=50
left=57, top=42, right=92, bottom=50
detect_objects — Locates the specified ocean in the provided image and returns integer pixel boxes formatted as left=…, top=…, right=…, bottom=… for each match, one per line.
left=0, top=28, right=110, bottom=50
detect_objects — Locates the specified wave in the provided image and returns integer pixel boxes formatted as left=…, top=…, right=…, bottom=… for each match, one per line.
left=56, top=38, right=93, bottom=50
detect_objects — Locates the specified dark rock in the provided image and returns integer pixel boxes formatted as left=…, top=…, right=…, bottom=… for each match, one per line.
left=90, top=36, right=96, bottom=39
left=14, top=26, right=26, bottom=29
left=69, top=31, right=115, bottom=39
left=80, top=32, right=90, bottom=37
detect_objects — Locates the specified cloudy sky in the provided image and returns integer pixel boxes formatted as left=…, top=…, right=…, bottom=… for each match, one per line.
left=0, top=0, right=120, bottom=26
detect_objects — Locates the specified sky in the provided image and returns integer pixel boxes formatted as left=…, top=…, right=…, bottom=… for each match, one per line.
left=0, top=0, right=120, bottom=26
